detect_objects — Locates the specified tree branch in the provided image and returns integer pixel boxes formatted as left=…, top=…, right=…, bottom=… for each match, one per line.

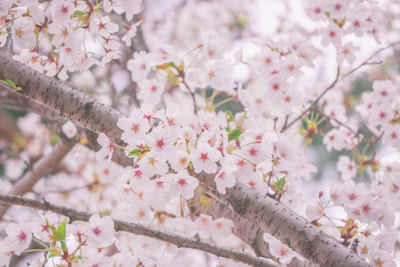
left=0, top=139, right=75, bottom=217
left=0, top=194, right=277, bottom=267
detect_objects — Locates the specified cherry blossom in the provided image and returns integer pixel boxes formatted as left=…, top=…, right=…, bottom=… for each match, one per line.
left=4, top=223, right=32, bottom=256
left=263, top=233, right=298, bottom=264
left=117, top=109, right=149, bottom=145
left=337, top=155, right=356, bottom=180
left=62, top=120, right=77, bottom=139
left=86, top=214, right=116, bottom=248
left=190, top=141, right=221, bottom=174
left=96, top=133, right=115, bottom=160
left=11, top=18, right=36, bottom=49
left=122, top=21, right=142, bottom=47
left=167, top=170, right=199, bottom=199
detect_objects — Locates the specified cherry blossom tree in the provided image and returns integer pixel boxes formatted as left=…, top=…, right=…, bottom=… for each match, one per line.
left=0, top=0, right=400, bottom=266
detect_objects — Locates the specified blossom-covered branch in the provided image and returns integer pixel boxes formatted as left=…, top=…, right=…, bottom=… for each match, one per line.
left=0, top=52, right=369, bottom=266
left=0, top=194, right=277, bottom=267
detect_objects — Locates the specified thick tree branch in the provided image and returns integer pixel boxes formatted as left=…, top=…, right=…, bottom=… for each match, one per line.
left=0, top=139, right=75, bottom=217
left=0, top=53, right=370, bottom=266
left=0, top=194, right=277, bottom=267
left=196, top=172, right=371, bottom=267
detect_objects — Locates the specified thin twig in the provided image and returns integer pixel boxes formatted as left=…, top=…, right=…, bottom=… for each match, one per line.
left=181, top=75, right=198, bottom=114
left=341, top=41, right=400, bottom=80
left=281, top=40, right=400, bottom=133
left=281, top=65, right=340, bottom=133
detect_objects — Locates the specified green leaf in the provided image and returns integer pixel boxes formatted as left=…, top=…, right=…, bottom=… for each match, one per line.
left=225, top=110, right=234, bottom=123
left=72, top=10, right=86, bottom=18
left=128, top=148, right=143, bottom=157
left=228, top=126, right=244, bottom=141
left=49, top=134, right=59, bottom=146
left=272, top=176, right=286, bottom=195
left=57, top=220, right=67, bottom=252
left=57, top=220, right=66, bottom=241
left=1, top=79, right=22, bottom=91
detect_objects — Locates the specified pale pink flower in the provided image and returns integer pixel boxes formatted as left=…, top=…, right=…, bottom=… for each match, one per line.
left=203, top=60, right=234, bottom=93
left=264, top=233, right=297, bottom=265
left=339, top=180, right=366, bottom=208
left=143, top=178, right=171, bottom=208
left=48, top=22, right=73, bottom=46
left=139, top=151, right=168, bottom=177
left=168, top=149, right=189, bottom=172
left=336, top=42, right=359, bottom=65
left=117, top=109, right=149, bottom=145
left=372, top=80, right=397, bottom=104
left=120, top=0, right=142, bottom=21
left=382, top=124, right=400, bottom=148
left=321, top=23, right=343, bottom=48
left=137, top=78, right=165, bottom=105
left=337, top=156, right=356, bottom=180
left=90, top=16, right=119, bottom=38
left=122, top=21, right=142, bottom=47
left=127, top=51, right=152, bottom=83
left=50, top=0, right=74, bottom=25
left=146, top=126, right=176, bottom=155
left=190, top=142, right=221, bottom=174
left=121, top=199, right=153, bottom=223
left=126, top=167, right=151, bottom=193
left=103, top=0, right=124, bottom=14
left=86, top=214, right=115, bottom=247
left=62, top=120, right=77, bottom=139
left=4, top=223, right=32, bottom=255
left=167, top=170, right=199, bottom=199
left=212, top=218, right=234, bottom=240
left=305, top=0, right=327, bottom=20
left=11, top=18, right=36, bottom=48
left=214, top=170, right=236, bottom=194
left=13, top=50, right=47, bottom=73
left=195, top=214, right=213, bottom=239
left=305, top=201, right=324, bottom=221
left=96, top=133, right=115, bottom=160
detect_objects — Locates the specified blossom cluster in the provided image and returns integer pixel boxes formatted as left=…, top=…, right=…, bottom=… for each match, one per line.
left=0, top=0, right=142, bottom=80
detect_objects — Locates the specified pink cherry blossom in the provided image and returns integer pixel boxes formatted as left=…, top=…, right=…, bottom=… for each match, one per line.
left=117, top=109, right=149, bottom=145
left=4, top=222, right=32, bottom=256
left=264, top=233, right=297, bottom=265
left=122, top=21, right=142, bottom=47
left=190, top=142, right=221, bottom=174
left=96, top=133, right=115, bottom=160
left=11, top=18, right=36, bottom=49
left=167, top=170, right=199, bottom=199
left=62, top=120, right=77, bottom=139
left=337, top=156, right=356, bottom=180
left=86, top=214, right=116, bottom=247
